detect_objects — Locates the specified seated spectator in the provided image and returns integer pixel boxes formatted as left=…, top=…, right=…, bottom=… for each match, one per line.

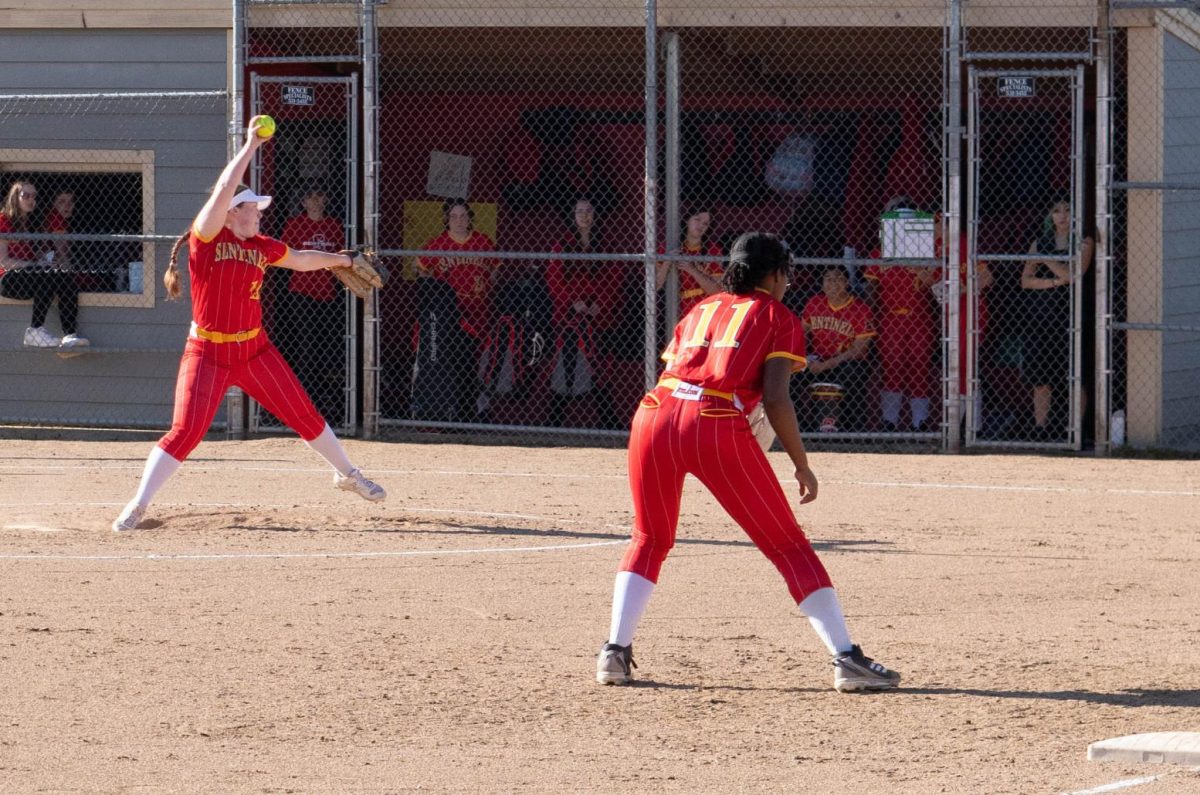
left=417, top=198, right=498, bottom=421
left=276, top=187, right=346, bottom=422
left=799, top=264, right=876, bottom=432
left=0, top=181, right=88, bottom=349
left=864, top=196, right=937, bottom=432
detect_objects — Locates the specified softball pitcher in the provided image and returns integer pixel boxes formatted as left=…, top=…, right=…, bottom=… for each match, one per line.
left=596, top=232, right=900, bottom=693
left=112, top=116, right=384, bottom=532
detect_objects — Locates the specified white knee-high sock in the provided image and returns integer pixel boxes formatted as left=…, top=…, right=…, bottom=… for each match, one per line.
left=303, top=423, right=354, bottom=476
left=608, top=571, right=655, bottom=647
left=880, top=391, right=903, bottom=425
left=798, top=587, right=853, bottom=655
left=131, top=446, right=182, bottom=508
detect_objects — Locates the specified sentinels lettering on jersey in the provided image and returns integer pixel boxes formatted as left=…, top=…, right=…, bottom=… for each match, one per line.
left=190, top=226, right=288, bottom=334
left=661, top=289, right=807, bottom=411
left=801, top=294, right=876, bottom=360
left=213, top=240, right=273, bottom=270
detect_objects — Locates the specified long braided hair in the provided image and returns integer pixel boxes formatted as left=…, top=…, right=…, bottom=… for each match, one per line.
left=721, top=232, right=790, bottom=295
left=163, top=229, right=189, bottom=300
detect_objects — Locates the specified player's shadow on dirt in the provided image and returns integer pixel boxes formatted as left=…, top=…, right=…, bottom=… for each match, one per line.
left=899, top=687, right=1200, bottom=707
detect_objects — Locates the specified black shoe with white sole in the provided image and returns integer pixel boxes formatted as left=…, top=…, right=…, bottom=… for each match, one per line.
left=833, top=645, right=901, bottom=692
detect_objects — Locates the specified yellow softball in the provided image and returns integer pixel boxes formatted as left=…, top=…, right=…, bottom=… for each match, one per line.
left=255, top=115, right=276, bottom=139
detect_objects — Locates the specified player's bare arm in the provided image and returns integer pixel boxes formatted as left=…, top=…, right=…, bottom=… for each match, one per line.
left=762, top=355, right=818, bottom=504
left=193, top=116, right=271, bottom=241
left=277, top=249, right=353, bottom=273
left=683, top=260, right=723, bottom=295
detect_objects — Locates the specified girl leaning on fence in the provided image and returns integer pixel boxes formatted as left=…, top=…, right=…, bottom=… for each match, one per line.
left=112, top=115, right=385, bottom=533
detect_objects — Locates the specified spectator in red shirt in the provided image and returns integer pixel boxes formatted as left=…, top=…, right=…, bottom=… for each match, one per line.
left=417, top=198, right=498, bottom=420
left=800, top=264, right=876, bottom=432
left=275, top=187, right=346, bottom=422
left=418, top=199, right=498, bottom=341
left=44, top=191, right=75, bottom=269
left=0, top=181, right=88, bottom=349
left=656, top=207, right=724, bottom=319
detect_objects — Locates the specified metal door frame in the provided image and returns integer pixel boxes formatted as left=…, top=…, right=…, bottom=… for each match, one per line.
left=247, top=73, right=360, bottom=436
left=964, top=65, right=1086, bottom=451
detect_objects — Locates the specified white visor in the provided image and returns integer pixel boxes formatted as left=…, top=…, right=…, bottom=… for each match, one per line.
left=228, top=188, right=272, bottom=211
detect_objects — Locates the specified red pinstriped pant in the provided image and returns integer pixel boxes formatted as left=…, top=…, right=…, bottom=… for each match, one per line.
left=158, top=334, right=326, bottom=461
left=877, top=311, right=935, bottom=397
left=621, top=387, right=833, bottom=604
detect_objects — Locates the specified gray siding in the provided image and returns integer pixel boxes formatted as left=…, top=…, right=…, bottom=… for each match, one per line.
left=1161, top=32, right=1200, bottom=449
left=0, top=28, right=227, bottom=430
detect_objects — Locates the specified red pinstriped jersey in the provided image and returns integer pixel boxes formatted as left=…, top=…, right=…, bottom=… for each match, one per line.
left=189, top=225, right=288, bottom=333
left=661, top=288, right=807, bottom=410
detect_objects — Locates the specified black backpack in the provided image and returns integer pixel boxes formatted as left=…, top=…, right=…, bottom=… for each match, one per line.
left=410, top=276, right=471, bottom=421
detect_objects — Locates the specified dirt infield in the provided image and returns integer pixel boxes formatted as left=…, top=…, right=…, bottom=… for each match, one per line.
left=1, top=438, right=1198, bottom=794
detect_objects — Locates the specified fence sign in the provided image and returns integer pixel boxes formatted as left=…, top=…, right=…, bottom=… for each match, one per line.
left=997, top=76, right=1036, bottom=98
left=282, top=85, right=315, bottom=106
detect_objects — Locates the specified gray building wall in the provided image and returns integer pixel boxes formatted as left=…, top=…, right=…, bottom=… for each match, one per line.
left=0, top=28, right=228, bottom=429
left=1161, top=31, right=1200, bottom=450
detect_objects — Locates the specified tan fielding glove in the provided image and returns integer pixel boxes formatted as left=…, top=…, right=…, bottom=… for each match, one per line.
left=333, top=248, right=386, bottom=300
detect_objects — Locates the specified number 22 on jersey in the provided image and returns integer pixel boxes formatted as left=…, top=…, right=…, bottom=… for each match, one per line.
left=680, top=300, right=753, bottom=350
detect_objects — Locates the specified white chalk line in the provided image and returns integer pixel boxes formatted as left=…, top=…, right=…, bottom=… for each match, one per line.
left=1063, top=766, right=1200, bottom=795
left=0, top=462, right=1195, bottom=497
left=1062, top=773, right=1166, bottom=795
left=0, top=538, right=625, bottom=563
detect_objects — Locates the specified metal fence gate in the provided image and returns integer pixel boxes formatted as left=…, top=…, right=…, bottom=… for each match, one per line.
left=964, top=67, right=1088, bottom=451
left=247, top=74, right=360, bottom=436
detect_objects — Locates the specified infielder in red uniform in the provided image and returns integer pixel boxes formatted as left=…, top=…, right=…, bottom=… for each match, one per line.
left=596, top=232, right=900, bottom=693
left=112, top=116, right=384, bottom=532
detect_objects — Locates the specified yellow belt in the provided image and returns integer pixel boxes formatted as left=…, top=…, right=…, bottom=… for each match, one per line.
left=656, top=377, right=736, bottom=402
left=191, top=324, right=261, bottom=344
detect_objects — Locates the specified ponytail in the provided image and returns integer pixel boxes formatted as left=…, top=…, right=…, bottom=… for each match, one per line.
left=164, top=229, right=189, bottom=301
left=721, top=232, right=789, bottom=295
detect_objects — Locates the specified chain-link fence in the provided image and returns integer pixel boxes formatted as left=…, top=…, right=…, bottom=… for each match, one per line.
left=0, top=88, right=226, bottom=428
left=1108, top=6, right=1200, bottom=454
left=5, top=1, right=1199, bottom=455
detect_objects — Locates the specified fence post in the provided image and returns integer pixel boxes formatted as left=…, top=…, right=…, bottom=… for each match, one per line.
left=643, top=0, right=659, bottom=393
left=361, top=0, right=380, bottom=440
left=1094, top=0, right=1112, bottom=455
left=226, top=0, right=248, bottom=440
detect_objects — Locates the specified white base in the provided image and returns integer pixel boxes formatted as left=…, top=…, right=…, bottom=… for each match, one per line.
left=1087, top=732, right=1200, bottom=765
